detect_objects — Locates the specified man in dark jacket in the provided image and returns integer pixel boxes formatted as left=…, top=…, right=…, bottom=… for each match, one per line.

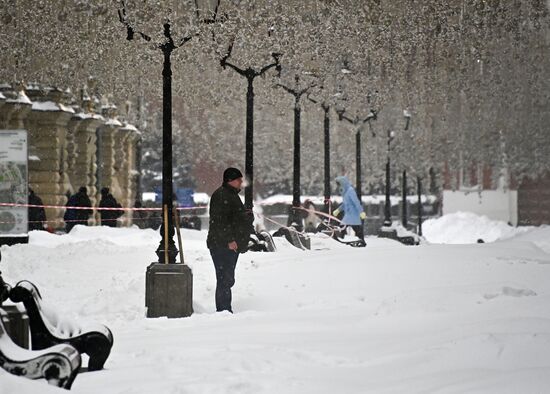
left=28, top=189, right=47, bottom=231
left=207, top=167, right=254, bottom=313
left=64, top=187, right=93, bottom=232
left=99, top=187, right=124, bottom=227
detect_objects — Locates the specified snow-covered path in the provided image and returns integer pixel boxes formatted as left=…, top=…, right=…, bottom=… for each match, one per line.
left=1, top=223, right=550, bottom=393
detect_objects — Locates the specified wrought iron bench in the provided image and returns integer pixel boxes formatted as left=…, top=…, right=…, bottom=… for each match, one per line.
left=9, top=280, right=114, bottom=371
left=0, top=307, right=81, bottom=389
left=273, top=227, right=311, bottom=250
left=248, top=230, right=276, bottom=252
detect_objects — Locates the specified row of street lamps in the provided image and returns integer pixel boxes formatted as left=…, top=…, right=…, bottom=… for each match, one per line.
left=121, top=0, right=422, bottom=249
left=118, top=0, right=426, bottom=317
left=288, top=93, right=424, bottom=236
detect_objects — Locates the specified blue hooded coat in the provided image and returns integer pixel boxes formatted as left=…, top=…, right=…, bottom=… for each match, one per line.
left=335, top=176, right=364, bottom=226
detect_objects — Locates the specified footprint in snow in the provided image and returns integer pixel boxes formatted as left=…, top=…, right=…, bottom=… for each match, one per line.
left=501, top=286, right=537, bottom=297
left=483, top=286, right=537, bottom=300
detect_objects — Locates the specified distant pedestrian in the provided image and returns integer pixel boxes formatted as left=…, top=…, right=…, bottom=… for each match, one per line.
left=207, top=167, right=254, bottom=313
left=64, top=187, right=93, bottom=232
left=99, top=187, right=124, bottom=227
left=28, top=189, right=46, bottom=231
left=333, top=176, right=366, bottom=246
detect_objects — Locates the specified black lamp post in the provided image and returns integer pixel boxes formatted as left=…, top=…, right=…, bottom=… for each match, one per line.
left=157, top=23, right=181, bottom=265
left=306, top=94, right=332, bottom=213
left=383, top=129, right=396, bottom=227
left=276, top=75, right=315, bottom=228
left=401, top=109, right=412, bottom=228
left=417, top=175, right=423, bottom=236
left=335, top=108, right=377, bottom=202
left=118, top=0, right=220, bottom=318
left=220, top=42, right=281, bottom=211
left=402, top=169, right=408, bottom=228
left=322, top=103, right=331, bottom=213
left=307, top=78, right=363, bottom=214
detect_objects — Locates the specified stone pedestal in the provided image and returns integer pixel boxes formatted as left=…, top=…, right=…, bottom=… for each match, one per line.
left=145, top=263, right=193, bottom=318
left=0, top=87, right=32, bottom=130
left=113, top=125, right=130, bottom=225
left=118, top=124, right=138, bottom=226
left=97, top=108, right=122, bottom=207
left=72, top=115, right=103, bottom=206
left=128, top=129, right=142, bottom=225
left=25, top=89, right=74, bottom=230
left=66, top=117, right=79, bottom=193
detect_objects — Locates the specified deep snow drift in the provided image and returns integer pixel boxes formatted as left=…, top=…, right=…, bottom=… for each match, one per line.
left=1, top=216, right=549, bottom=393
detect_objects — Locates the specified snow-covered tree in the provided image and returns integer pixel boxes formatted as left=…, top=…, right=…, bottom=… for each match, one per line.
left=2, top=0, right=549, bottom=196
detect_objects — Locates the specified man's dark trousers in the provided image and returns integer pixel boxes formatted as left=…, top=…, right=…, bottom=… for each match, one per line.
left=210, top=248, right=239, bottom=312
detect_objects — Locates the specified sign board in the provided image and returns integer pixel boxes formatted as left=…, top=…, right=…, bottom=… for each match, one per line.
left=154, top=187, right=195, bottom=208
left=0, top=130, right=28, bottom=236
left=175, top=188, right=194, bottom=208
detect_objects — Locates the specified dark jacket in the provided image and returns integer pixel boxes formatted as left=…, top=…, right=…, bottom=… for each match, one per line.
left=28, top=191, right=46, bottom=231
left=99, top=193, right=123, bottom=226
left=64, top=190, right=92, bottom=223
left=207, top=184, right=253, bottom=253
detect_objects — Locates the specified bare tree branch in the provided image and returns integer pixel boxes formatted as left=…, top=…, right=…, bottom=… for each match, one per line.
left=275, top=83, right=296, bottom=96
left=220, top=37, right=248, bottom=76
left=337, top=109, right=355, bottom=124
left=276, top=81, right=315, bottom=101
left=118, top=0, right=152, bottom=42
left=177, top=33, right=196, bottom=48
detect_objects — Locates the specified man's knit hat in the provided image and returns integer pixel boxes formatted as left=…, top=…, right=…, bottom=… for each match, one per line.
left=223, top=167, right=243, bottom=183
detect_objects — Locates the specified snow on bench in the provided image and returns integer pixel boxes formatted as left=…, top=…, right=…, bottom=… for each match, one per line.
left=9, top=280, right=114, bottom=371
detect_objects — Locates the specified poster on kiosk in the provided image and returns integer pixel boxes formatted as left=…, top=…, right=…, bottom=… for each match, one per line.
left=0, top=129, right=28, bottom=245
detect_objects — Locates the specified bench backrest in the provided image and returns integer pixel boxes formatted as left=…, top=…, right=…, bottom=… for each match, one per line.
left=11, top=281, right=112, bottom=342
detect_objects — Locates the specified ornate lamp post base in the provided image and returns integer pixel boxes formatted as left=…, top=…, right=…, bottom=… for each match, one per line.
left=145, top=263, right=193, bottom=318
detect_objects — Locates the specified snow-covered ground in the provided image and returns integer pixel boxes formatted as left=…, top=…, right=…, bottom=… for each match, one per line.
left=1, top=213, right=550, bottom=393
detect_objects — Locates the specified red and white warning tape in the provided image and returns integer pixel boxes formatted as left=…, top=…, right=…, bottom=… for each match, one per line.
left=0, top=202, right=207, bottom=211
left=291, top=205, right=344, bottom=225
left=0, top=202, right=346, bottom=235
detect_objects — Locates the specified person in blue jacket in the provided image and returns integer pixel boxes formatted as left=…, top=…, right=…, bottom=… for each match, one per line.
left=332, top=176, right=366, bottom=245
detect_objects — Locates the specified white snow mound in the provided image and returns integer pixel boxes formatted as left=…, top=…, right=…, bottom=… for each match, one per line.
left=423, top=211, right=528, bottom=244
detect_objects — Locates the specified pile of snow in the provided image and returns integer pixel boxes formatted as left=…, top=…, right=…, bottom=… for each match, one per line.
left=0, top=224, right=549, bottom=393
left=423, top=211, right=528, bottom=244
